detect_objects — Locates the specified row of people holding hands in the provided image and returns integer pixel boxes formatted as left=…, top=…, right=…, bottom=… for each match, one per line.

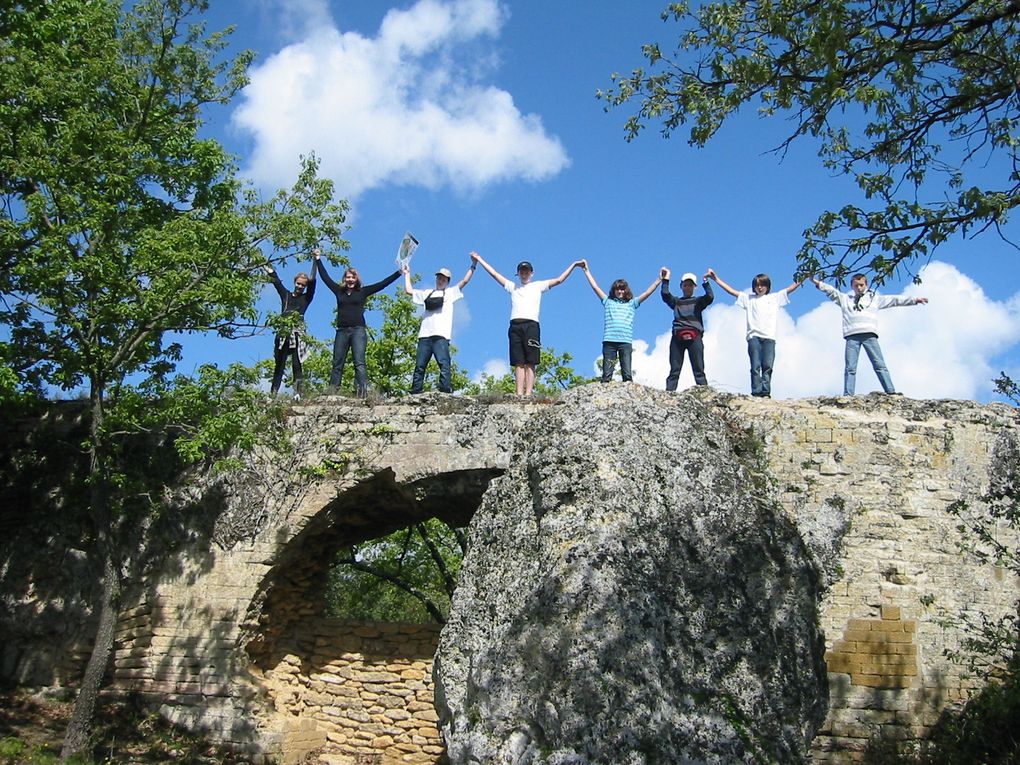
left=265, top=250, right=927, bottom=398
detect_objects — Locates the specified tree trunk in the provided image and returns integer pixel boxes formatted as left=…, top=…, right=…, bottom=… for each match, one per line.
left=60, top=549, right=121, bottom=760
left=61, top=388, right=121, bottom=760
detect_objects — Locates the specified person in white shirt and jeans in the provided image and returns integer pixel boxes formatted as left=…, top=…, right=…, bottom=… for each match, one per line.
left=708, top=268, right=803, bottom=397
left=812, top=273, right=928, bottom=395
left=402, top=257, right=477, bottom=393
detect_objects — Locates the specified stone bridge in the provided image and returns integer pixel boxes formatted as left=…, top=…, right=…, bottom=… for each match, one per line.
left=16, top=387, right=1020, bottom=764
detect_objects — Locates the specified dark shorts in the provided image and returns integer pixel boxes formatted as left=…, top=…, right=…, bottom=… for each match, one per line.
left=508, top=319, right=541, bottom=367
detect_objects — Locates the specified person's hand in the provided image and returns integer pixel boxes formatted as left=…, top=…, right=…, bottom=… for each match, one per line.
left=262, top=264, right=274, bottom=274
left=916, top=297, right=929, bottom=304
left=401, top=264, right=410, bottom=275
left=312, top=247, right=321, bottom=259
left=706, top=268, right=717, bottom=281
left=470, top=251, right=480, bottom=263
left=579, top=259, right=589, bottom=271
left=660, top=267, right=670, bottom=280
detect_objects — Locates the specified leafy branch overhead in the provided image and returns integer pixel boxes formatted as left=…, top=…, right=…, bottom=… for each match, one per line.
left=598, top=0, right=1020, bottom=283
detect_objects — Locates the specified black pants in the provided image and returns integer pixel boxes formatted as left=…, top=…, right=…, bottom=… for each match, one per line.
left=666, top=334, right=706, bottom=390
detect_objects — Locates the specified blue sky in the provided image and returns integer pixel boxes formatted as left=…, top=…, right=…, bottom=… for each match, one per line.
left=187, top=0, right=1020, bottom=401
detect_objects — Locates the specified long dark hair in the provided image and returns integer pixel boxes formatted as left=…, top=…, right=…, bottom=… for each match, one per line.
left=609, top=279, right=633, bottom=301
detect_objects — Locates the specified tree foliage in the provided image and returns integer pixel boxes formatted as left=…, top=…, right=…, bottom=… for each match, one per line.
left=598, top=0, right=1020, bottom=283
left=466, top=346, right=595, bottom=397
left=0, top=0, right=348, bottom=757
left=326, top=519, right=466, bottom=624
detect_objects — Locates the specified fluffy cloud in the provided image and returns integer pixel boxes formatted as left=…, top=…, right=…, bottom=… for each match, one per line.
left=625, top=262, right=1020, bottom=400
left=233, top=0, right=569, bottom=197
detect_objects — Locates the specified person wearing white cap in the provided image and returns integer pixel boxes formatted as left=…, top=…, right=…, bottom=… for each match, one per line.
left=402, top=257, right=477, bottom=393
left=660, top=267, right=714, bottom=389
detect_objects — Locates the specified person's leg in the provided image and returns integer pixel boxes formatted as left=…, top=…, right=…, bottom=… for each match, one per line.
left=434, top=337, right=452, bottom=392
left=351, top=325, right=368, bottom=396
left=411, top=337, right=431, bottom=393
left=666, top=335, right=684, bottom=391
left=523, top=365, right=537, bottom=396
left=291, top=348, right=304, bottom=396
left=271, top=343, right=288, bottom=394
left=330, top=328, right=351, bottom=389
left=601, top=341, right=618, bottom=382
left=747, top=337, right=762, bottom=395
left=689, top=336, right=707, bottom=386
left=513, top=365, right=527, bottom=395
left=618, top=343, right=633, bottom=382
left=844, top=336, right=862, bottom=395
left=861, top=335, right=895, bottom=393
left=759, top=339, right=776, bottom=397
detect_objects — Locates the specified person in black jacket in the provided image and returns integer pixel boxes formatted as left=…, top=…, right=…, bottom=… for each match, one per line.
left=263, top=250, right=318, bottom=397
left=316, top=258, right=401, bottom=396
left=660, top=267, right=714, bottom=389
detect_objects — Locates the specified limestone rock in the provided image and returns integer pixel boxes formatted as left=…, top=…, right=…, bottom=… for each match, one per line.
left=434, top=384, right=828, bottom=764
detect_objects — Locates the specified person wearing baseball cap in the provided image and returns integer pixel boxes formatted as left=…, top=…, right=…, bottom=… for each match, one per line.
left=470, top=252, right=583, bottom=396
left=402, top=257, right=478, bottom=393
left=660, top=267, right=714, bottom=389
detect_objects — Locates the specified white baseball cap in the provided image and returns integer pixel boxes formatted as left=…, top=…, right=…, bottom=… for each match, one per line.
left=681, top=272, right=698, bottom=284
left=435, top=268, right=453, bottom=279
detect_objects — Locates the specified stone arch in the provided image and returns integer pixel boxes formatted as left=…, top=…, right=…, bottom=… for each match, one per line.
left=243, top=465, right=503, bottom=671
left=231, top=462, right=505, bottom=764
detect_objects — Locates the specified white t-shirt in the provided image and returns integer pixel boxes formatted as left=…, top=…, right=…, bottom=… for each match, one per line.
left=412, top=286, right=463, bottom=339
left=735, top=290, right=790, bottom=341
left=505, top=279, right=552, bottom=321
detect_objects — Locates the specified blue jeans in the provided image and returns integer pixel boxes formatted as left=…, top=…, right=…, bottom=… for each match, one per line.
left=412, top=336, right=452, bottom=393
left=747, top=337, right=776, bottom=396
left=331, top=325, right=368, bottom=394
left=601, top=341, right=633, bottom=382
left=844, top=333, right=894, bottom=394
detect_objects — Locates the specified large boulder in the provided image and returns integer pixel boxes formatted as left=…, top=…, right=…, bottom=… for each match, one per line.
left=434, top=384, right=828, bottom=764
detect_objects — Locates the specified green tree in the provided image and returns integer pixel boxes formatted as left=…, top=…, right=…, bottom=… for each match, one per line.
left=327, top=519, right=466, bottom=624
left=598, top=0, right=1020, bottom=282
left=0, top=0, right=348, bottom=757
left=467, top=346, right=595, bottom=396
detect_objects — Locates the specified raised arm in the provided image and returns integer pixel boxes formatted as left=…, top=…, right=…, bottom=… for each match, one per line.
left=315, top=257, right=340, bottom=294
left=706, top=268, right=740, bottom=298
left=362, top=269, right=402, bottom=297
left=457, top=255, right=479, bottom=289
left=547, top=260, right=582, bottom=289
left=783, top=278, right=804, bottom=295
left=402, top=264, right=415, bottom=295
left=636, top=272, right=663, bottom=304
left=579, top=260, right=606, bottom=300
left=470, top=251, right=511, bottom=288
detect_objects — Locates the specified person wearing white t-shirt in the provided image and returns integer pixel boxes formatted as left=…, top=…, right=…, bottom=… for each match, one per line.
left=471, top=252, right=582, bottom=396
left=402, top=258, right=477, bottom=393
left=708, top=268, right=803, bottom=398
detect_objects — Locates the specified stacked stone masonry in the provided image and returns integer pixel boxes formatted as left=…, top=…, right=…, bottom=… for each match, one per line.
left=4, top=390, right=1018, bottom=763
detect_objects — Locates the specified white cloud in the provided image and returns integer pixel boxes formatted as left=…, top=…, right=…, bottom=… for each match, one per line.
left=233, top=0, right=569, bottom=197
left=625, top=262, right=1020, bottom=400
left=474, top=357, right=510, bottom=381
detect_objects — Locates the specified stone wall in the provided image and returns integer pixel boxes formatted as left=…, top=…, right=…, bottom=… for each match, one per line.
left=260, top=620, right=442, bottom=765
left=3, top=389, right=1018, bottom=763
left=718, top=392, right=1020, bottom=760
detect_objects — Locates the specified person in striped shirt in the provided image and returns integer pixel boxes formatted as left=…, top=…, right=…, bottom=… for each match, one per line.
left=579, top=260, right=662, bottom=382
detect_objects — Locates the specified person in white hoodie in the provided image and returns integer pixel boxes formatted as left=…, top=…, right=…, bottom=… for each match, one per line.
left=812, top=273, right=928, bottom=395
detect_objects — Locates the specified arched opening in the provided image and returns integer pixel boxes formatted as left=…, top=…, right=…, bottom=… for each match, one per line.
left=239, top=465, right=502, bottom=763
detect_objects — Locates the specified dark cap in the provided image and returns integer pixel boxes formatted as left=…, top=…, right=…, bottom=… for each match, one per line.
left=516, top=261, right=533, bottom=273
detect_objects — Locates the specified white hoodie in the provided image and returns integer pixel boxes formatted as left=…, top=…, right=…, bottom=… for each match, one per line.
left=817, top=281, right=921, bottom=337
